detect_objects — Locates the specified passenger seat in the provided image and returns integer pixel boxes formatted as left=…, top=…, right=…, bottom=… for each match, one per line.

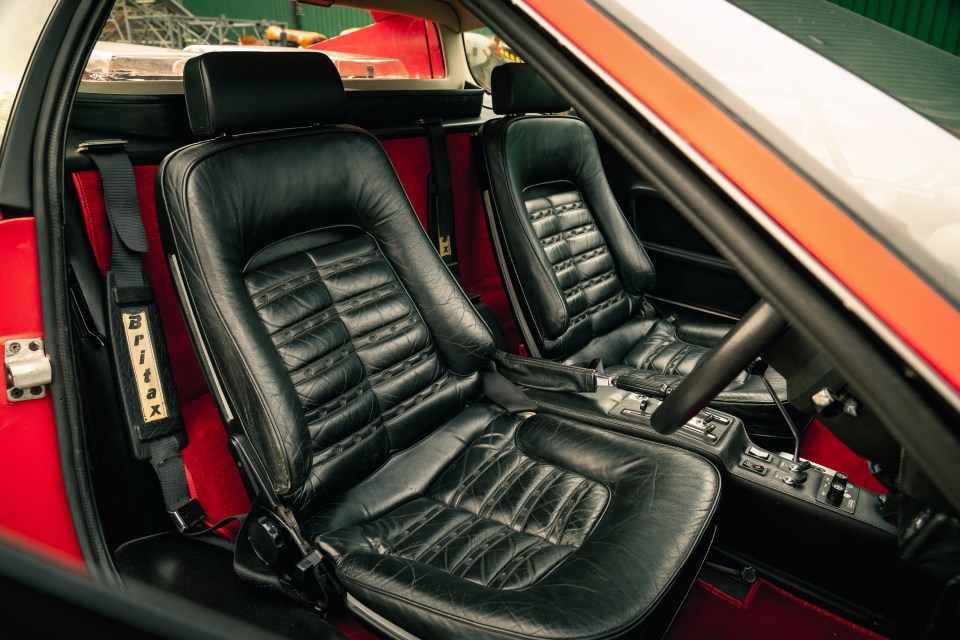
left=156, top=51, right=720, bottom=639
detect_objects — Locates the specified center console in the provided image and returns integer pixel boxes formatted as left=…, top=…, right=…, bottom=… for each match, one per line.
left=526, top=386, right=893, bottom=534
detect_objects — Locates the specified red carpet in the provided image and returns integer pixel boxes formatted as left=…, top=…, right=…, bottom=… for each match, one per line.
left=327, top=612, right=379, bottom=640
left=800, top=420, right=886, bottom=494
left=669, top=578, right=887, bottom=640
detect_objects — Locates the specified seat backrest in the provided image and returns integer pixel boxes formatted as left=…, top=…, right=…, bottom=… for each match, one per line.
left=479, top=63, right=657, bottom=361
left=157, top=51, right=495, bottom=513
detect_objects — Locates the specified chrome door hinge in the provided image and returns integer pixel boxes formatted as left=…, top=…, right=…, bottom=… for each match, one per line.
left=4, top=338, right=52, bottom=402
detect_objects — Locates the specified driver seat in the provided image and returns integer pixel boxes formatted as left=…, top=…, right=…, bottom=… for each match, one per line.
left=478, top=63, right=793, bottom=447
left=157, top=51, right=720, bottom=639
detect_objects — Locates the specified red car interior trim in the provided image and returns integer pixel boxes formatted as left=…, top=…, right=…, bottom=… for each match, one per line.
left=523, top=0, right=960, bottom=394
left=800, top=420, right=886, bottom=494
left=381, top=133, right=521, bottom=351
left=72, top=167, right=206, bottom=402
left=0, top=218, right=84, bottom=567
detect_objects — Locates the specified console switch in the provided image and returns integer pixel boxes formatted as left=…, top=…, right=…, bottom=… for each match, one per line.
left=739, top=459, right=766, bottom=475
left=826, top=472, right=849, bottom=505
left=816, top=472, right=859, bottom=513
left=702, top=411, right=730, bottom=425
left=745, top=446, right=772, bottom=462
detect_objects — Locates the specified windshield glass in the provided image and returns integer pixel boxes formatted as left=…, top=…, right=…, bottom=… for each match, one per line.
left=598, top=0, right=960, bottom=307
left=728, top=0, right=960, bottom=138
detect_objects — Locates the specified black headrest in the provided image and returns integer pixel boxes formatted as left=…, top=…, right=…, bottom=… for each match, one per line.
left=491, top=63, right=570, bottom=115
left=183, top=51, right=346, bottom=135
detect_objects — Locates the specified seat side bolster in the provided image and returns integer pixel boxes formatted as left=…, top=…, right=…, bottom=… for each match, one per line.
left=573, top=122, right=657, bottom=295
left=481, top=118, right=572, bottom=340
left=157, top=141, right=307, bottom=495
left=358, top=135, right=496, bottom=375
left=674, top=318, right=732, bottom=348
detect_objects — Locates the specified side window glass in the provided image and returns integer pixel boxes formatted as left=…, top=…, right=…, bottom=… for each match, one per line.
left=464, top=28, right=521, bottom=90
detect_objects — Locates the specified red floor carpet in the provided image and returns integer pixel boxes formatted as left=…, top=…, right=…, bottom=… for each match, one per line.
left=800, top=420, right=887, bottom=494
left=668, top=578, right=887, bottom=640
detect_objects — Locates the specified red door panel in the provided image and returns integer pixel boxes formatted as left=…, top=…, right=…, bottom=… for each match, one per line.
left=0, top=217, right=83, bottom=568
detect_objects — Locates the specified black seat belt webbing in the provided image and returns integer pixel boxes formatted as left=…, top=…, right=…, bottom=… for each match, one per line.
left=80, top=139, right=207, bottom=534
left=423, top=119, right=458, bottom=273
left=80, top=140, right=148, bottom=289
left=149, top=435, right=206, bottom=532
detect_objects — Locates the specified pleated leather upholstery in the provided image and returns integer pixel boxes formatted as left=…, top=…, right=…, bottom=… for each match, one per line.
left=158, top=51, right=723, bottom=640
left=479, top=102, right=791, bottom=441
left=306, top=405, right=721, bottom=639
left=245, top=232, right=468, bottom=509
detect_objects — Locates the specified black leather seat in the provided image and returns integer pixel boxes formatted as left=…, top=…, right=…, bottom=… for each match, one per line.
left=479, top=63, right=792, bottom=445
left=157, top=51, right=720, bottom=639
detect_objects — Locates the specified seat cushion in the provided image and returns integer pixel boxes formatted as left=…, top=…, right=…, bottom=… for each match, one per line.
left=306, top=404, right=721, bottom=640
left=562, top=316, right=792, bottom=444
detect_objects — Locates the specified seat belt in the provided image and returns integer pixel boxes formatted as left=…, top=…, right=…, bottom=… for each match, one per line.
left=79, top=139, right=208, bottom=534
left=423, top=119, right=458, bottom=274
left=82, top=141, right=337, bottom=609
left=483, top=350, right=661, bottom=414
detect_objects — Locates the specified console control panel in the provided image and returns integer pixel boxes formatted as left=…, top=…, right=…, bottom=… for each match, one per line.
left=735, top=449, right=862, bottom=515
left=609, top=394, right=733, bottom=446
left=815, top=471, right=859, bottom=513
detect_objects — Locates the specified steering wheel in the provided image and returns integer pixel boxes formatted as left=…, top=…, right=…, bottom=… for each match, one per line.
left=649, top=300, right=789, bottom=434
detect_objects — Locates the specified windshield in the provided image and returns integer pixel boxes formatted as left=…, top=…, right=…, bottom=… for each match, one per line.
left=729, top=0, right=960, bottom=138
left=598, top=0, right=960, bottom=308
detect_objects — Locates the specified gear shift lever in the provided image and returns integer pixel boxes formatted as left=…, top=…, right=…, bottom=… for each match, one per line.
left=746, top=358, right=809, bottom=485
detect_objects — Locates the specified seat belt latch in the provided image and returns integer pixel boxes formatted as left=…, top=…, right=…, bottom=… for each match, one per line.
left=293, top=549, right=344, bottom=601
left=595, top=373, right=617, bottom=387
left=170, top=498, right=207, bottom=533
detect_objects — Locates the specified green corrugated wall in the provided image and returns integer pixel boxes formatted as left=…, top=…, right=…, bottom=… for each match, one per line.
left=182, top=1, right=959, bottom=57
left=827, top=0, right=960, bottom=56
left=182, top=1, right=372, bottom=38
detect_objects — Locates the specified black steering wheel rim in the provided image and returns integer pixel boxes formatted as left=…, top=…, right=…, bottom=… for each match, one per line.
left=649, top=300, right=788, bottom=434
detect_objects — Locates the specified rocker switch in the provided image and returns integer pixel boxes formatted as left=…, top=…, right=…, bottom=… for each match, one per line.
left=739, top=459, right=766, bottom=475
left=745, top=446, right=772, bottom=462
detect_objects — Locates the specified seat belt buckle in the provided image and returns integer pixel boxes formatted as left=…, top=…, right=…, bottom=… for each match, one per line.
left=595, top=373, right=617, bottom=387
left=169, top=499, right=207, bottom=533
left=293, top=549, right=344, bottom=605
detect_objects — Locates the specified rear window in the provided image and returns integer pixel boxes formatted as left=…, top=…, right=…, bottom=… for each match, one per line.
left=85, top=2, right=444, bottom=84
